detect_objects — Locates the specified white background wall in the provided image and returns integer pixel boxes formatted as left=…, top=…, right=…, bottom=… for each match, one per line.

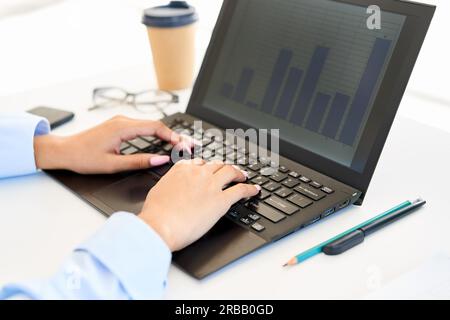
left=0, top=0, right=223, bottom=96
left=0, top=0, right=448, bottom=129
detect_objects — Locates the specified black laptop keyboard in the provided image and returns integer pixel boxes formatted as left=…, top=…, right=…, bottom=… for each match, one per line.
left=119, top=118, right=335, bottom=233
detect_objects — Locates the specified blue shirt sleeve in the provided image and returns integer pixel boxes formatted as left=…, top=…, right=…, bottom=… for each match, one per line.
left=0, top=113, right=50, bottom=179
left=0, top=212, right=172, bottom=300
left=0, top=114, right=172, bottom=299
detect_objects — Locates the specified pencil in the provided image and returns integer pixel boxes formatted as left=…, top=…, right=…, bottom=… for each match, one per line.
left=282, top=200, right=413, bottom=267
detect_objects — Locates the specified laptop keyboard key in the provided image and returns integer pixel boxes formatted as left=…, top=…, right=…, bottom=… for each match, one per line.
left=201, top=138, right=213, bottom=147
left=259, top=157, right=271, bottom=165
left=275, top=187, right=293, bottom=198
left=128, top=137, right=151, bottom=150
left=278, top=165, right=289, bottom=173
left=152, top=139, right=163, bottom=147
left=240, top=217, right=252, bottom=225
left=248, top=214, right=260, bottom=221
left=294, top=185, right=326, bottom=201
left=247, top=202, right=286, bottom=223
left=227, top=209, right=239, bottom=219
left=310, top=181, right=322, bottom=188
left=141, top=136, right=157, bottom=143
left=207, top=141, right=222, bottom=151
left=171, top=124, right=184, bottom=131
left=237, top=156, right=249, bottom=166
left=260, top=167, right=276, bottom=176
left=287, top=193, right=313, bottom=208
left=248, top=162, right=264, bottom=171
left=262, top=181, right=281, bottom=192
left=282, top=177, right=300, bottom=188
left=202, top=149, right=213, bottom=159
left=215, top=148, right=226, bottom=156
left=237, top=146, right=248, bottom=155
left=270, top=172, right=287, bottom=182
left=299, top=176, right=311, bottom=183
left=247, top=171, right=258, bottom=180
left=256, top=189, right=271, bottom=200
left=251, top=222, right=265, bottom=232
left=288, top=171, right=300, bottom=178
left=321, top=186, right=335, bottom=194
left=121, top=146, right=138, bottom=155
left=251, top=176, right=269, bottom=185
left=225, top=153, right=238, bottom=163
left=162, top=143, right=173, bottom=153
left=264, top=196, right=299, bottom=215
left=120, top=142, right=131, bottom=152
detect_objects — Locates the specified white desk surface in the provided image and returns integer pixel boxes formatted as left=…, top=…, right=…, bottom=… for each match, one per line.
left=0, top=65, right=449, bottom=300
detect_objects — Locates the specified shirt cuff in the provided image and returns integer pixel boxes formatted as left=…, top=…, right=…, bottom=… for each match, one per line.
left=76, top=212, right=172, bottom=300
left=0, top=114, right=50, bottom=178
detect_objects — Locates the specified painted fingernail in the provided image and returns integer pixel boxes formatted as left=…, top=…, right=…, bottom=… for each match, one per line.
left=233, top=165, right=248, bottom=178
left=181, top=135, right=199, bottom=148
left=171, top=132, right=181, bottom=143
left=181, top=141, right=193, bottom=155
left=175, top=141, right=191, bottom=155
left=150, top=155, right=170, bottom=166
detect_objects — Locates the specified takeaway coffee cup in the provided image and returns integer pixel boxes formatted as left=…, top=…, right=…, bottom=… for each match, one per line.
left=142, top=1, right=198, bottom=91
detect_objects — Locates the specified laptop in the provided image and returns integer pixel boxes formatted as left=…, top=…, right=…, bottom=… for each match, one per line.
left=48, top=0, right=434, bottom=279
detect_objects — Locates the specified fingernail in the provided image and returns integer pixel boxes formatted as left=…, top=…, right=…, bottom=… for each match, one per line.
left=175, top=141, right=192, bottom=155
left=150, top=155, right=170, bottom=166
left=181, top=135, right=198, bottom=147
left=255, top=185, right=261, bottom=191
left=232, top=165, right=247, bottom=178
left=171, top=132, right=181, bottom=143
left=180, top=139, right=193, bottom=155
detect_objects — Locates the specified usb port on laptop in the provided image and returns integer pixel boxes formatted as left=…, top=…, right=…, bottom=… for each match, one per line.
left=338, top=199, right=350, bottom=209
left=304, top=216, right=321, bottom=227
left=322, top=207, right=335, bottom=218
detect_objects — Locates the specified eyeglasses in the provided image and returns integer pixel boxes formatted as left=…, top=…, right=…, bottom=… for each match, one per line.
left=88, top=87, right=179, bottom=117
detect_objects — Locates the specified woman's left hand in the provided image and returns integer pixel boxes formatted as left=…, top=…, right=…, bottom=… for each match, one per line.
left=33, top=116, right=184, bottom=174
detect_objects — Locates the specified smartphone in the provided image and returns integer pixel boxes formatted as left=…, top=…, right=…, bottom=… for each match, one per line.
left=27, top=106, right=75, bottom=129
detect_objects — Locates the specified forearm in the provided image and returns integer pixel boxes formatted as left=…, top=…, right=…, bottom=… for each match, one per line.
left=33, top=134, right=68, bottom=170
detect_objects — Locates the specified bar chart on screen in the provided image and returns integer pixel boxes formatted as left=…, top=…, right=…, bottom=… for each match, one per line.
left=220, top=36, right=392, bottom=147
left=205, top=0, right=406, bottom=168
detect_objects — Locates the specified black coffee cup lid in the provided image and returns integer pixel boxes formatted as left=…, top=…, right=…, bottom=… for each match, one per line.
left=142, top=1, right=198, bottom=28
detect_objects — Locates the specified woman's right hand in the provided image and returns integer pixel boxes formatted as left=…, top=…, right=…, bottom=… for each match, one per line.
left=138, top=159, right=260, bottom=252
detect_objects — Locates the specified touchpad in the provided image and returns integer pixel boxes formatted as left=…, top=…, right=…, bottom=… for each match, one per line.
left=92, top=173, right=158, bottom=214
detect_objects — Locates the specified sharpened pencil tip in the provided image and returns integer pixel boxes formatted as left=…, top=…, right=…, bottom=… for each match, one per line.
left=283, top=257, right=298, bottom=267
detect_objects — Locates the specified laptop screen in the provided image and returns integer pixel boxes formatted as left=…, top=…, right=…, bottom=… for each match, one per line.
left=200, top=0, right=406, bottom=172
